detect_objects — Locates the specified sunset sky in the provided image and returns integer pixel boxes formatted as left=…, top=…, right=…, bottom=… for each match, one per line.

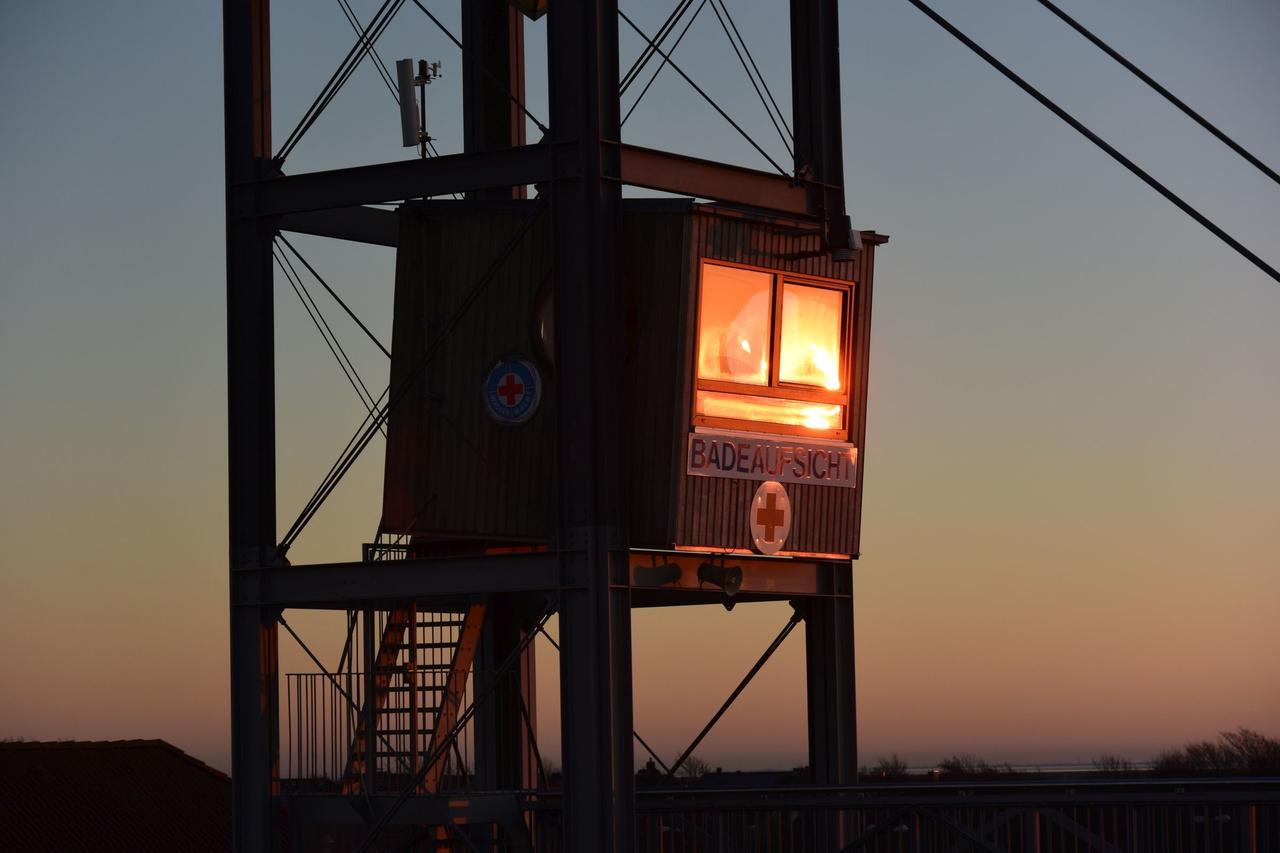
left=1, top=0, right=1277, bottom=774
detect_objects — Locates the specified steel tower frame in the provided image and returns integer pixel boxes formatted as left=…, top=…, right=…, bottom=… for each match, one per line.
left=224, top=1, right=856, bottom=849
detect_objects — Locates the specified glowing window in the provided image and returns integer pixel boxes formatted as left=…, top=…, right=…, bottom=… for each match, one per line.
left=696, top=265, right=772, bottom=385
left=696, top=391, right=843, bottom=431
left=780, top=284, right=844, bottom=390
left=694, top=262, right=851, bottom=438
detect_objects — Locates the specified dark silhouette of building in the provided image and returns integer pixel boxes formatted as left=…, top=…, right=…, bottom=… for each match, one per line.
left=0, top=739, right=230, bottom=852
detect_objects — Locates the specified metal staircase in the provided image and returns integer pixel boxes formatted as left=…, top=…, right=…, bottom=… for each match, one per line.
left=340, top=604, right=486, bottom=795
left=283, top=602, right=487, bottom=794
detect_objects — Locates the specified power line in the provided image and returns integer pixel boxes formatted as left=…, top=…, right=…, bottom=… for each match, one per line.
left=619, top=9, right=790, bottom=177
left=903, top=0, right=1280, bottom=285
left=335, top=0, right=400, bottom=105
left=620, top=0, right=696, bottom=95
left=279, top=204, right=547, bottom=552
left=531, top=624, right=675, bottom=778
left=707, top=0, right=793, bottom=157
left=273, top=248, right=387, bottom=436
left=621, top=0, right=710, bottom=128
left=276, top=0, right=405, bottom=163
left=275, top=248, right=376, bottom=412
left=712, top=0, right=792, bottom=143
left=408, top=0, right=549, bottom=135
left=1036, top=0, right=1279, bottom=187
left=277, top=235, right=391, bottom=358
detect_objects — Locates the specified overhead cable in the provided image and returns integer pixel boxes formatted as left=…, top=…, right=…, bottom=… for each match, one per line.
left=1036, top=0, right=1279, bottom=186
left=621, top=0, right=710, bottom=127
left=278, top=204, right=547, bottom=552
left=668, top=610, right=802, bottom=778
left=533, top=623, right=675, bottom=778
left=278, top=235, right=392, bottom=358
left=409, top=0, right=550, bottom=135
left=903, top=0, right=1279, bottom=285
left=336, top=0, right=400, bottom=105
left=620, top=0, right=697, bottom=94
left=707, top=0, right=793, bottom=157
left=276, top=0, right=405, bottom=162
left=619, top=9, right=790, bottom=176
left=712, top=0, right=792, bottom=142
left=273, top=249, right=387, bottom=436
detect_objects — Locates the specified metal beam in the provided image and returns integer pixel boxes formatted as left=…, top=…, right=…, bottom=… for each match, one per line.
left=461, top=2, right=539, bottom=799
left=803, top=565, right=858, bottom=786
left=241, top=142, right=823, bottom=222
left=284, top=792, right=528, bottom=826
left=628, top=550, right=840, bottom=598
left=617, top=143, right=811, bottom=216
left=241, top=144, right=557, bottom=217
left=224, top=0, right=279, bottom=851
left=233, top=553, right=562, bottom=609
left=279, top=206, right=398, bottom=246
left=462, top=0, right=527, bottom=200
left=548, top=0, right=635, bottom=849
left=791, top=0, right=855, bottom=252
left=802, top=560, right=858, bottom=847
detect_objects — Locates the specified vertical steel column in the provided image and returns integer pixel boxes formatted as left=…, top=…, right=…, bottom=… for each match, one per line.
left=224, top=0, right=279, bottom=850
left=473, top=596, right=540, bottom=791
left=363, top=609, right=376, bottom=795
left=801, top=573, right=857, bottom=850
left=461, top=0, right=527, bottom=202
left=794, top=0, right=860, bottom=828
left=790, top=0, right=855, bottom=253
left=547, top=1, right=634, bottom=850
left=462, top=1, right=539, bottom=795
left=803, top=563, right=857, bottom=784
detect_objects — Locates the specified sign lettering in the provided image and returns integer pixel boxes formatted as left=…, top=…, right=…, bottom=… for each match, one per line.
left=686, top=430, right=857, bottom=488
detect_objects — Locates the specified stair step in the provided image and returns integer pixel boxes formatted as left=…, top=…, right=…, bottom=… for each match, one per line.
left=381, top=642, right=458, bottom=650
left=376, top=749, right=452, bottom=759
left=377, top=705, right=442, bottom=715
left=387, top=620, right=467, bottom=629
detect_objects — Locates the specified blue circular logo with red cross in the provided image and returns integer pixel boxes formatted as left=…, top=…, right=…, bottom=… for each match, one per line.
left=483, top=358, right=541, bottom=425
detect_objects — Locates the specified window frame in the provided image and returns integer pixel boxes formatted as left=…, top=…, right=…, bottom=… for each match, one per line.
left=692, top=259, right=854, bottom=440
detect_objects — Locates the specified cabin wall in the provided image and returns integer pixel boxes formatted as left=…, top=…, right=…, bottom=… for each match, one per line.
left=381, top=203, right=880, bottom=558
left=671, top=210, right=879, bottom=557
left=382, top=205, right=554, bottom=543
left=619, top=209, right=693, bottom=548
left=382, top=202, right=692, bottom=548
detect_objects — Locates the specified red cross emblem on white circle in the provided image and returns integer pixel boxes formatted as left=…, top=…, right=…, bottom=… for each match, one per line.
left=496, top=373, right=525, bottom=407
left=749, top=481, right=792, bottom=555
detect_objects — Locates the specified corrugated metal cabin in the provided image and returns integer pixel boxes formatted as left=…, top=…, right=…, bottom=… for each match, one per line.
left=381, top=198, right=886, bottom=559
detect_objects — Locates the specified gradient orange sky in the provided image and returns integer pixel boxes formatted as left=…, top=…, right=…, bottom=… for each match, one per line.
left=1, top=0, right=1277, bottom=773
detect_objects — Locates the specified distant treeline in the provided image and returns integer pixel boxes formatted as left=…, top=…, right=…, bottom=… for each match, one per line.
left=863, top=727, right=1280, bottom=781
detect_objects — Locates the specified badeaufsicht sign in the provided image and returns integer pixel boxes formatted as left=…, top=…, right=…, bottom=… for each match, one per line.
left=686, top=429, right=857, bottom=489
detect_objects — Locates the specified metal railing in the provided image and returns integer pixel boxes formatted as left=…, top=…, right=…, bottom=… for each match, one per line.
left=283, top=669, right=476, bottom=791
left=523, top=779, right=1280, bottom=853
left=282, top=603, right=481, bottom=794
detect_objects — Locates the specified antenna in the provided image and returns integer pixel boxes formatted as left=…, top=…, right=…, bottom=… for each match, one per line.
left=395, top=59, right=420, bottom=147
left=395, top=58, right=443, bottom=150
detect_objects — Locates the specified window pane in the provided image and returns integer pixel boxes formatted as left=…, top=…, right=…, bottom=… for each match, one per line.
left=697, top=264, right=772, bottom=385
left=697, top=390, right=844, bottom=431
left=779, top=284, right=844, bottom=390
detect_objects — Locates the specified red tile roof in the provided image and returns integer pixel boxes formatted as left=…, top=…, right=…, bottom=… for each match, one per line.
left=0, top=739, right=230, bottom=852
